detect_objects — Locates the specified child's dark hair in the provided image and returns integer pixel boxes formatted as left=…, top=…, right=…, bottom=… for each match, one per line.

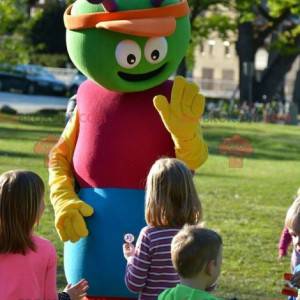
left=145, top=158, right=202, bottom=227
left=171, top=225, right=222, bottom=278
left=0, top=170, right=44, bottom=254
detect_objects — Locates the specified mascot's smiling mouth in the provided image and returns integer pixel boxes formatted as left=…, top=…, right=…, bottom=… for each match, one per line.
left=118, top=63, right=167, bottom=82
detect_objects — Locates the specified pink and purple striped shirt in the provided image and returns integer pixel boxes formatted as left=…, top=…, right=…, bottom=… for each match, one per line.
left=125, top=226, right=180, bottom=300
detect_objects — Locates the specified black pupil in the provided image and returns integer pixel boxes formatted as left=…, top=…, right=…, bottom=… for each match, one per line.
left=87, top=0, right=102, bottom=4
left=127, top=54, right=136, bottom=65
left=151, top=50, right=160, bottom=61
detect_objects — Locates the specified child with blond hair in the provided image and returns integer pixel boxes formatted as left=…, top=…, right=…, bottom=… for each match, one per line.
left=123, top=158, right=202, bottom=300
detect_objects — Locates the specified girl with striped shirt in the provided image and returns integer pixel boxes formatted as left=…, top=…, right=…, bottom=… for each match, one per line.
left=123, top=158, right=203, bottom=300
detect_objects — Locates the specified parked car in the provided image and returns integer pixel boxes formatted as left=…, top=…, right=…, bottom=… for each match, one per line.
left=68, top=71, right=87, bottom=96
left=0, top=64, right=67, bottom=96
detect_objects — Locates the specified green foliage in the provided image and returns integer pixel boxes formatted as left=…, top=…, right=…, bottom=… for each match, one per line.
left=234, top=0, right=258, bottom=22
left=268, top=0, right=300, bottom=17
left=189, top=0, right=300, bottom=58
left=271, top=27, right=300, bottom=56
left=0, top=36, right=33, bottom=65
left=193, top=14, right=236, bottom=44
left=0, top=0, right=25, bottom=34
left=266, top=0, right=300, bottom=55
left=0, top=0, right=39, bottom=65
left=188, top=0, right=236, bottom=41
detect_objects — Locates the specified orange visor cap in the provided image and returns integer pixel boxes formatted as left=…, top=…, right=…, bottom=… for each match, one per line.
left=96, top=17, right=176, bottom=37
left=64, top=0, right=190, bottom=37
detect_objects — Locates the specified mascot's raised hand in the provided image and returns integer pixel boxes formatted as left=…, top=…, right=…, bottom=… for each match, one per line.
left=154, top=76, right=207, bottom=170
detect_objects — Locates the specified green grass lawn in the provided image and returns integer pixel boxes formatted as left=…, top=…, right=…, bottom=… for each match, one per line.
left=0, top=112, right=299, bottom=299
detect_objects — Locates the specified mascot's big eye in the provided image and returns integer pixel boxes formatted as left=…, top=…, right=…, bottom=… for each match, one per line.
left=115, top=40, right=141, bottom=69
left=144, top=37, right=168, bottom=64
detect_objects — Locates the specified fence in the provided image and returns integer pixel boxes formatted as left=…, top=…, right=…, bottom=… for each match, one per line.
left=193, top=78, right=238, bottom=99
left=46, top=67, right=77, bottom=85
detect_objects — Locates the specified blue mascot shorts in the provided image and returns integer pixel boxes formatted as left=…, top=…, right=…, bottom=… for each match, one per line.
left=64, top=188, right=146, bottom=297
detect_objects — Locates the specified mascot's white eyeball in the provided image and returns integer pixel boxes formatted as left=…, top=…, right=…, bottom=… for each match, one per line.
left=115, top=40, right=142, bottom=69
left=144, top=37, right=168, bottom=64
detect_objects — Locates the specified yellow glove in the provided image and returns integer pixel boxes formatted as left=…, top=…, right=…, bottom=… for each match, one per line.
left=153, top=76, right=208, bottom=170
left=49, top=108, right=94, bottom=242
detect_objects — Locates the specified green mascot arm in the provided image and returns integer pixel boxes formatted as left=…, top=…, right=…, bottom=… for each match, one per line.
left=49, top=108, right=94, bottom=242
left=153, top=76, right=208, bottom=170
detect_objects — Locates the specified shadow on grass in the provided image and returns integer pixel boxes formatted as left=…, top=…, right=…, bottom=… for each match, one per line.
left=0, top=150, right=44, bottom=159
left=0, top=126, right=62, bottom=141
left=195, top=172, right=250, bottom=179
left=18, top=113, right=66, bottom=128
left=0, top=112, right=65, bottom=128
left=204, top=125, right=300, bottom=161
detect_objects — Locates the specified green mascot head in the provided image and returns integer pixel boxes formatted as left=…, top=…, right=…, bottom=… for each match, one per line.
left=64, top=0, right=191, bottom=92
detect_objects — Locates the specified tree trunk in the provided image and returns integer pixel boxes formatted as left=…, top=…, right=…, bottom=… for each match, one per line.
left=255, top=53, right=298, bottom=102
left=236, top=22, right=255, bottom=104
left=293, top=69, right=300, bottom=111
left=176, top=57, right=187, bottom=77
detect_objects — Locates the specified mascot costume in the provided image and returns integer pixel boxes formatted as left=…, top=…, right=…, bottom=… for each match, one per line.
left=49, top=0, right=208, bottom=298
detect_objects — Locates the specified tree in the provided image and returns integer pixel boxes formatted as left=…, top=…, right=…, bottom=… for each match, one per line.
left=0, top=0, right=37, bottom=65
left=235, top=0, right=300, bottom=103
left=185, top=0, right=300, bottom=104
left=29, top=0, right=67, bottom=55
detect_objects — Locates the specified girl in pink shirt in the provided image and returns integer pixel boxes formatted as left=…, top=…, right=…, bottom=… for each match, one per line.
left=0, top=170, right=88, bottom=300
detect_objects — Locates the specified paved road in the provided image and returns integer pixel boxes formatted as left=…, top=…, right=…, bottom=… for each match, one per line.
left=0, top=92, right=68, bottom=114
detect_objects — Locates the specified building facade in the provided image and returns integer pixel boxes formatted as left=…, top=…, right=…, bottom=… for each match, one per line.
left=193, top=38, right=299, bottom=102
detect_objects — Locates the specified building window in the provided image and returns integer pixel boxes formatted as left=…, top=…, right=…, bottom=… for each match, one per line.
left=221, top=69, right=234, bottom=91
left=202, top=68, right=214, bottom=90
left=208, top=40, right=216, bottom=56
left=199, top=43, right=205, bottom=56
left=222, top=69, right=234, bottom=81
left=224, top=41, right=231, bottom=57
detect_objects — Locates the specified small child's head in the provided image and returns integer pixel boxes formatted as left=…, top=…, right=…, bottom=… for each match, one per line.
left=0, top=170, right=45, bottom=254
left=285, top=196, right=300, bottom=250
left=171, top=225, right=223, bottom=289
left=145, top=158, right=202, bottom=227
